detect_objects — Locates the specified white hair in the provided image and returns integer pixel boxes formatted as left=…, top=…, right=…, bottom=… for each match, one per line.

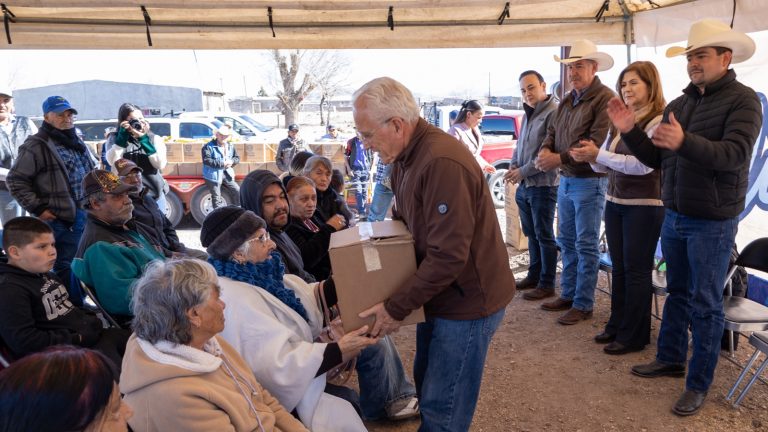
left=352, top=77, right=420, bottom=124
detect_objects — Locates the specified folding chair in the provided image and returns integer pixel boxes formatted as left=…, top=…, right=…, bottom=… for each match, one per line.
left=723, top=238, right=768, bottom=356
left=597, top=231, right=612, bottom=295
left=80, top=281, right=124, bottom=329
left=651, top=240, right=667, bottom=321
left=726, top=331, right=768, bottom=406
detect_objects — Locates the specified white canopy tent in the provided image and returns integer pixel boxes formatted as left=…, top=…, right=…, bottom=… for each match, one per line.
left=1, top=0, right=760, bottom=50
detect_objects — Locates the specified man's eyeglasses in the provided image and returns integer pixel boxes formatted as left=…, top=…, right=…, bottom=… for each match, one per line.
left=356, top=117, right=393, bottom=143
left=248, top=232, right=271, bottom=245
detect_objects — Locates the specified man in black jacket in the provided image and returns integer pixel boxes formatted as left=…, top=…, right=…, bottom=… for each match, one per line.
left=613, top=19, right=762, bottom=416
left=114, top=158, right=207, bottom=260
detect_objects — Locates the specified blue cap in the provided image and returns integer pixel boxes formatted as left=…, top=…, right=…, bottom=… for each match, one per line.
left=42, top=96, right=78, bottom=115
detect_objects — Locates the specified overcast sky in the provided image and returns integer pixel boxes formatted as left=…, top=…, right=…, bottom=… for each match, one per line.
left=2, top=30, right=767, bottom=107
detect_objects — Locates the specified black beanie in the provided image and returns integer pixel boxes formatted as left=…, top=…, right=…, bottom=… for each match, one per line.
left=200, top=206, right=265, bottom=260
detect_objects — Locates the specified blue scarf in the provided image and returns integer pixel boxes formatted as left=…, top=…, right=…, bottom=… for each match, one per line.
left=209, top=251, right=309, bottom=322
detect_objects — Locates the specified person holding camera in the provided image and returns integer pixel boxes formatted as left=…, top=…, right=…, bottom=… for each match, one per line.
left=105, top=103, right=168, bottom=213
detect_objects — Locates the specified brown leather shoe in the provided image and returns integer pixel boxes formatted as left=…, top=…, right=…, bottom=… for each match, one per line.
left=541, top=297, right=573, bottom=311
left=523, top=287, right=555, bottom=301
left=557, top=308, right=593, bottom=325
left=515, top=277, right=539, bottom=291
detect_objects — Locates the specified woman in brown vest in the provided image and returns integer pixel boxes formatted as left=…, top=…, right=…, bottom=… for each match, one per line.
left=570, top=61, right=666, bottom=354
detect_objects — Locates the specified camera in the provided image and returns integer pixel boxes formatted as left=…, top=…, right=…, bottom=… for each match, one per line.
left=128, top=118, right=143, bottom=132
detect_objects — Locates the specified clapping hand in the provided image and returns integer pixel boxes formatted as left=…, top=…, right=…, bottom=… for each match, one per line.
left=651, top=112, right=684, bottom=151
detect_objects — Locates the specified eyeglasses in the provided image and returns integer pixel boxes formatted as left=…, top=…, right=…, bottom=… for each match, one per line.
left=248, top=232, right=271, bottom=245
left=356, top=117, right=393, bottom=143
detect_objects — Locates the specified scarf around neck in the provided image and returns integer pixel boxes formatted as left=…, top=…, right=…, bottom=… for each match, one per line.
left=40, top=121, right=87, bottom=152
left=209, top=251, right=309, bottom=322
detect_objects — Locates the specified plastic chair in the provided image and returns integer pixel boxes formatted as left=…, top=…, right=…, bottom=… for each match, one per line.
left=723, top=238, right=768, bottom=356
left=726, top=331, right=768, bottom=406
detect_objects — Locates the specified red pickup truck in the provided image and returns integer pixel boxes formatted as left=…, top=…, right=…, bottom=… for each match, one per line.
left=479, top=113, right=523, bottom=208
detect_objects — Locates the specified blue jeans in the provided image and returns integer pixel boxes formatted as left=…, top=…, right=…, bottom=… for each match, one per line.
left=349, top=170, right=370, bottom=216
left=0, top=188, right=24, bottom=226
left=356, top=335, right=416, bottom=420
left=49, top=208, right=87, bottom=304
left=515, top=183, right=558, bottom=287
left=414, top=308, right=505, bottom=431
left=557, top=176, right=608, bottom=311
left=656, top=210, right=737, bottom=393
left=367, top=182, right=393, bottom=222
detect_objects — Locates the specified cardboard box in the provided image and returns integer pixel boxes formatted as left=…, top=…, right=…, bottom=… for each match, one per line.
left=177, top=162, right=203, bottom=176
left=161, top=163, right=179, bottom=176
left=183, top=143, right=203, bottom=163
left=504, top=182, right=528, bottom=251
left=165, top=143, right=184, bottom=163
left=243, top=143, right=266, bottom=163
left=329, top=221, right=425, bottom=333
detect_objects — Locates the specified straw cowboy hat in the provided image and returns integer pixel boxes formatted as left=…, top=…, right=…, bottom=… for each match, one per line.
left=554, top=39, right=614, bottom=72
left=666, top=19, right=756, bottom=64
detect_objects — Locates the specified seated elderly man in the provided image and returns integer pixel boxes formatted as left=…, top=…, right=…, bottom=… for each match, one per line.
left=239, top=169, right=419, bottom=421
left=72, top=170, right=165, bottom=321
left=113, top=158, right=207, bottom=260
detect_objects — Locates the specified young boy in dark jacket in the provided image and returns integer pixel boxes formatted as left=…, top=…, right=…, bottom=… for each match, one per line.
left=0, top=216, right=129, bottom=371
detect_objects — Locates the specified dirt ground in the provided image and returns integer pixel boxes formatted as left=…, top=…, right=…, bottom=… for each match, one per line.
left=362, top=247, right=768, bottom=432
left=175, top=216, right=768, bottom=432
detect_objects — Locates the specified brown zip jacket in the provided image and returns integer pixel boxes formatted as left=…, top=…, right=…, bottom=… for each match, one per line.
left=385, top=118, right=515, bottom=321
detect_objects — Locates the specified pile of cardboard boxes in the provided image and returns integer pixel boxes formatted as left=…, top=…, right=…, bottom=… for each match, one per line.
left=504, top=182, right=529, bottom=251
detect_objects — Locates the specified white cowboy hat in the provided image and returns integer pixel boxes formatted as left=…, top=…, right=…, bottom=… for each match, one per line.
left=666, top=19, right=755, bottom=64
left=553, top=39, right=614, bottom=72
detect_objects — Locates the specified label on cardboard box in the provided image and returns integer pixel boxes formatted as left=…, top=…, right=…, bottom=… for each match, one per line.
left=329, top=221, right=425, bottom=333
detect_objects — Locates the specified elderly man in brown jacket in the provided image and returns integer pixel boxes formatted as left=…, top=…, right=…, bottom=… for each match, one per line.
left=353, top=77, right=514, bottom=432
left=534, top=39, right=615, bottom=326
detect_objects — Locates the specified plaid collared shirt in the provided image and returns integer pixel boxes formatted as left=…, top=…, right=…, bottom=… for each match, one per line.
left=373, top=158, right=391, bottom=185
left=54, top=144, right=93, bottom=202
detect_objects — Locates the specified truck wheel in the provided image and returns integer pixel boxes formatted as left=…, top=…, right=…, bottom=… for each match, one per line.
left=487, top=169, right=508, bottom=209
left=164, top=191, right=184, bottom=228
left=190, top=187, right=232, bottom=226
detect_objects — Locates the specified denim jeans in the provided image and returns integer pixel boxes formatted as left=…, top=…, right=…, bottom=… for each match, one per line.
left=656, top=210, right=738, bottom=393
left=349, top=171, right=370, bottom=216
left=0, top=188, right=24, bottom=226
left=603, top=202, right=664, bottom=347
left=515, top=183, right=558, bottom=287
left=368, top=183, right=394, bottom=222
left=49, top=208, right=87, bottom=303
left=557, top=176, right=608, bottom=311
left=356, top=335, right=416, bottom=420
left=205, top=178, right=241, bottom=209
left=414, top=308, right=505, bottom=432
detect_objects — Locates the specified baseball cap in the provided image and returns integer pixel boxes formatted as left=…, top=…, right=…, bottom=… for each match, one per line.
left=113, top=158, right=143, bottom=177
left=82, top=169, right=136, bottom=198
left=42, top=96, right=78, bottom=115
left=0, top=89, right=12, bottom=98
left=327, top=124, right=335, bottom=130
left=288, top=124, right=299, bottom=132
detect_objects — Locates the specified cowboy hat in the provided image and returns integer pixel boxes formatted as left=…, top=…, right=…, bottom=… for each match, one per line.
left=666, top=19, right=755, bottom=64
left=554, top=39, right=614, bottom=72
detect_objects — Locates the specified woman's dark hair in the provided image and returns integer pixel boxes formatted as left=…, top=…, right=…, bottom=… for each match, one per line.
left=331, top=169, right=345, bottom=194
left=0, top=346, right=116, bottom=432
left=454, top=100, right=483, bottom=125
left=117, top=102, right=143, bottom=126
left=289, top=151, right=315, bottom=176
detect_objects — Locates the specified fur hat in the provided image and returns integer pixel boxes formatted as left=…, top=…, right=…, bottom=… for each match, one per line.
left=554, top=39, right=614, bottom=72
left=200, top=206, right=265, bottom=260
left=666, top=19, right=755, bottom=64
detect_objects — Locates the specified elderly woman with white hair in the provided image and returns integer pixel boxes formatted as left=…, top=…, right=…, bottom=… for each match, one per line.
left=120, top=258, right=308, bottom=432
left=302, top=155, right=354, bottom=227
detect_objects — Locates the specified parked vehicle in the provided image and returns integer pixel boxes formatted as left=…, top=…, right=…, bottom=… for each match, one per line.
left=75, top=117, right=241, bottom=226
left=479, top=112, right=523, bottom=208
left=179, top=111, right=283, bottom=141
